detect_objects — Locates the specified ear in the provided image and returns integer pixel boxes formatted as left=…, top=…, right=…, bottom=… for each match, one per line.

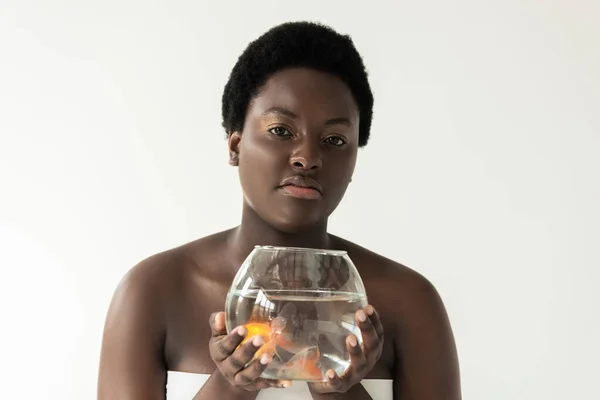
left=227, top=131, right=241, bottom=166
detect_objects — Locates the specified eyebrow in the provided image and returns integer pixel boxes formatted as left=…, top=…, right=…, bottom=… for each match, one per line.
left=261, top=107, right=353, bottom=127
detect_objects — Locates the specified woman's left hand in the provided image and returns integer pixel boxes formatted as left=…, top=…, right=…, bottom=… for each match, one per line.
left=308, top=304, right=384, bottom=394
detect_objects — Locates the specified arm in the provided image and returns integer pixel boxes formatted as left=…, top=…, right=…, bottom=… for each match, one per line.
left=393, top=277, right=461, bottom=400
left=97, top=261, right=167, bottom=400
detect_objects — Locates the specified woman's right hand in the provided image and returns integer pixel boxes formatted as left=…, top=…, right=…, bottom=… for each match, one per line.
left=209, top=312, right=291, bottom=391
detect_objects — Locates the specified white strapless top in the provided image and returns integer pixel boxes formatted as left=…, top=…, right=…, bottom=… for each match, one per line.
left=166, top=371, right=393, bottom=399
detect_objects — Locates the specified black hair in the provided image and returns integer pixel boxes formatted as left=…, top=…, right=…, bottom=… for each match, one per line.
left=221, top=21, right=374, bottom=147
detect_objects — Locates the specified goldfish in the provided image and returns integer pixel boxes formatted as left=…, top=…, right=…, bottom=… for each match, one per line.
left=236, top=316, right=324, bottom=380
left=278, top=345, right=323, bottom=381
left=237, top=317, right=287, bottom=361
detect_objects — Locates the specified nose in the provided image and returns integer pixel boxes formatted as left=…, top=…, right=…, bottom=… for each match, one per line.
left=290, top=140, right=322, bottom=172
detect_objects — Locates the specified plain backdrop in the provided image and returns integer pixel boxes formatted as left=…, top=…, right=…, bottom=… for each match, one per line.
left=1, top=1, right=598, bottom=399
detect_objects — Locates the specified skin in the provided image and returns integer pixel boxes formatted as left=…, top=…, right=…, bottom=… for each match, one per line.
left=98, top=67, right=462, bottom=399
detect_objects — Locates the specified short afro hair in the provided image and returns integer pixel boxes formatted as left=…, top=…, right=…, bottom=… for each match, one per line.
left=221, top=21, right=374, bottom=147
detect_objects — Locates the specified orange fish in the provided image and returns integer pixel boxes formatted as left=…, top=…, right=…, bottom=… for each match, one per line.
left=278, top=345, right=323, bottom=381
left=237, top=317, right=287, bottom=360
left=237, top=317, right=323, bottom=380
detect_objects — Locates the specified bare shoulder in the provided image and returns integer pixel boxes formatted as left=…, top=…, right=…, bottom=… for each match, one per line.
left=98, top=232, right=228, bottom=398
left=105, top=227, right=232, bottom=336
left=333, top=236, right=442, bottom=312
left=110, top=229, right=231, bottom=305
left=333, top=235, right=462, bottom=399
left=109, top=242, right=192, bottom=309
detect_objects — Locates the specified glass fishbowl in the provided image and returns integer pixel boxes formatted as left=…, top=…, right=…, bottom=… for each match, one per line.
left=225, top=245, right=368, bottom=382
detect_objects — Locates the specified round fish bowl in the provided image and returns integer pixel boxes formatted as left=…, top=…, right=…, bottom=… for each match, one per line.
left=225, top=245, right=368, bottom=382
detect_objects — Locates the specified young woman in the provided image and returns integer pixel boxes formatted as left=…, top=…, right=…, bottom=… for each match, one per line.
left=98, top=21, right=461, bottom=400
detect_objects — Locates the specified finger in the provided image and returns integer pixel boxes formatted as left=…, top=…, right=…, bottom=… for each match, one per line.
left=210, top=325, right=247, bottom=362
left=233, top=346, right=292, bottom=388
left=209, top=312, right=227, bottom=337
left=364, top=305, right=384, bottom=359
left=227, top=334, right=267, bottom=376
left=324, top=369, right=344, bottom=391
left=308, top=369, right=342, bottom=394
left=365, top=305, right=384, bottom=340
left=273, top=380, right=293, bottom=389
left=233, top=346, right=269, bottom=385
left=346, top=334, right=368, bottom=377
left=356, top=308, right=379, bottom=354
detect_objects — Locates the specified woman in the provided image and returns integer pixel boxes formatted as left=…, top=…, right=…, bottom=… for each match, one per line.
left=98, top=21, right=461, bottom=399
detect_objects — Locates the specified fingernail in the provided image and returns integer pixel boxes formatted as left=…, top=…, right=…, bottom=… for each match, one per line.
left=252, top=335, right=265, bottom=347
left=282, top=380, right=292, bottom=387
left=348, top=336, right=357, bottom=347
left=366, top=305, right=374, bottom=316
left=327, top=370, right=336, bottom=379
left=260, top=353, right=271, bottom=365
left=357, top=310, right=367, bottom=322
left=236, top=326, right=247, bottom=337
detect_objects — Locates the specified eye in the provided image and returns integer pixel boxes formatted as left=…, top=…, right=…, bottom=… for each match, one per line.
left=323, top=136, right=347, bottom=146
left=268, top=126, right=293, bottom=137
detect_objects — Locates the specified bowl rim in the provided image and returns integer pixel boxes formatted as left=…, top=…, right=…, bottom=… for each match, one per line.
left=254, top=245, right=348, bottom=256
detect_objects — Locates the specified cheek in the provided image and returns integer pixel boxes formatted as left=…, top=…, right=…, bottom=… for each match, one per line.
left=322, top=155, right=356, bottom=208
left=344, top=154, right=358, bottom=179
left=326, top=152, right=357, bottom=182
left=238, top=137, right=285, bottom=191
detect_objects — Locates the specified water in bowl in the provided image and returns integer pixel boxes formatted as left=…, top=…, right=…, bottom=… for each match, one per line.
left=226, top=288, right=367, bottom=381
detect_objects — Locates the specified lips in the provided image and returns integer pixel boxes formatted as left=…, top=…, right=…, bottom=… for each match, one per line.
left=278, top=176, right=323, bottom=200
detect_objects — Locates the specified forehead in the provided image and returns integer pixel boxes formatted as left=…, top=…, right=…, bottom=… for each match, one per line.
left=248, top=68, right=359, bottom=122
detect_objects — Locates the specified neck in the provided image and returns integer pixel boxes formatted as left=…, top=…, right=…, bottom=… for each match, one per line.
left=227, top=202, right=333, bottom=270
